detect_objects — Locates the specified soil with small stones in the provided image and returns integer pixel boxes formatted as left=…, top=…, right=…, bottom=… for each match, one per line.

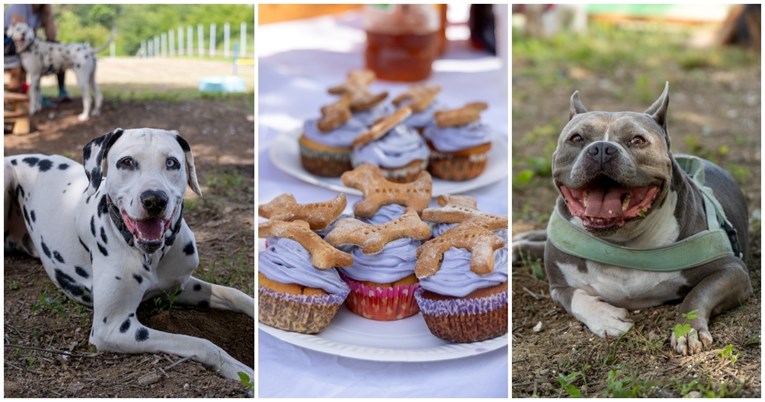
left=4, top=97, right=255, bottom=397
left=512, top=48, right=761, bottom=396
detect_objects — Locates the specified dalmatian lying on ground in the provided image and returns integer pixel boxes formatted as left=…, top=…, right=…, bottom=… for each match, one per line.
left=4, top=128, right=254, bottom=381
left=6, top=21, right=110, bottom=121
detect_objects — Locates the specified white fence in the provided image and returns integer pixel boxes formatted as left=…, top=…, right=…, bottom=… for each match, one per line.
left=138, top=22, right=250, bottom=59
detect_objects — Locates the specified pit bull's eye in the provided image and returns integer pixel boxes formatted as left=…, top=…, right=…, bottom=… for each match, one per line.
left=116, top=157, right=135, bottom=170
left=166, top=157, right=181, bottom=170
left=629, top=136, right=647, bottom=146
left=569, top=133, right=584, bottom=144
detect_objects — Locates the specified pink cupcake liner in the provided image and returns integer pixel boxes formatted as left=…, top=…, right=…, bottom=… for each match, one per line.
left=340, top=273, right=420, bottom=321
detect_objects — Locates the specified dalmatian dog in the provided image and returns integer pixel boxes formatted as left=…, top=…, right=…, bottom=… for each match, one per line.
left=4, top=128, right=254, bottom=381
left=6, top=21, right=109, bottom=121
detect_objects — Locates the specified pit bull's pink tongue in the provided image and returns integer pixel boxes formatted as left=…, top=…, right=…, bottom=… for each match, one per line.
left=585, top=188, right=625, bottom=219
left=136, top=219, right=164, bottom=240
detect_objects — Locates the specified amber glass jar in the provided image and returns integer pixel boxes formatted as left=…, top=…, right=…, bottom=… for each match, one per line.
left=364, top=4, right=442, bottom=82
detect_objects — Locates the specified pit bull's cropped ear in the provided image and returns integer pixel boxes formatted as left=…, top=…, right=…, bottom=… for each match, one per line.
left=569, top=91, right=588, bottom=120
left=82, top=128, right=124, bottom=196
left=645, top=82, right=669, bottom=131
left=174, top=133, right=202, bottom=197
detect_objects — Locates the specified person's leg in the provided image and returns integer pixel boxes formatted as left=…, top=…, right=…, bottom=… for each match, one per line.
left=57, top=70, right=71, bottom=102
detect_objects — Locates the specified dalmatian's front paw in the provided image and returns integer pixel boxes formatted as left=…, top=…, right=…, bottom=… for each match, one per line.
left=670, top=327, right=713, bottom=355
left=78, top=113, right=90, bottom=121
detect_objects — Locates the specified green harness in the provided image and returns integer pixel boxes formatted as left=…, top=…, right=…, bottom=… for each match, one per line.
left=547, top=155, right=741, bottom=271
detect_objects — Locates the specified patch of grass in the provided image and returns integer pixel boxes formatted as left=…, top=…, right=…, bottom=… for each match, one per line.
left=557, top=364, right=590, bottom=397
left=718, top=344, right=741, bottom=364
left=516, top=252, right=545, bottom=280
left=198, top=251, right=253, bottom=295
left=238, top=372, right=254, bottom=392
left=31, top=289, right=70, bottom=318
left=673, top=309, right=698, bottom=340
left=679, top=378, right=745, bottom=398
left=202, top=168, right=253, bottom=205
left=605, top=368, right=655, bottom=397
left=7, top=279, right=20, bottom=291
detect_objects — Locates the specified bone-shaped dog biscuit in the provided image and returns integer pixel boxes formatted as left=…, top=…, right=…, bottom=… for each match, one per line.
left=434, top=102, right=489, bottom=127
left=352, top=107, right=412, bottom=148
left=392, top=85, right=441, bottom=113
left=317, top=93, right=353, bottom=132
left=326, top=208, right=431, bottom=254
left=415, top=222, right=506, bottom=278
left=258, top=193, right=346, bottom=230
left=422, top=194, right=508, bottom=231
left=259, top=220, right=353, bottom=269
left=328, top=69, right=388, bottom=112
left=341, top=163, right=432, bottom=218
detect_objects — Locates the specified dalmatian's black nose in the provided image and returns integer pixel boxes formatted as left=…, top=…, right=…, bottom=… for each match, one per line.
left=140, top=190, right=168, bottom=216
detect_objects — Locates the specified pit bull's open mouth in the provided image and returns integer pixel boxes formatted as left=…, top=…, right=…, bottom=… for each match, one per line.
left=560, top=177, right=661, bottom=231
left=121, top=209, right=173, bottom=247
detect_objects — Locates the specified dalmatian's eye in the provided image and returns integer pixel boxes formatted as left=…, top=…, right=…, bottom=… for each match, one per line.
left=166, top=157, right=181, bottom=170
left=116, top=157, right=136, bottom=170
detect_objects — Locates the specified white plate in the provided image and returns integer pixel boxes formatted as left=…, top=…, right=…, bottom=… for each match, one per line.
left=259, top=305, right=508, bottom=362
left=268, top=129, right=508, bottom=196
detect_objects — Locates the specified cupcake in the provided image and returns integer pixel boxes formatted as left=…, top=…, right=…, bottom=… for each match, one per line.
left=258, top=220, right=353, bottom=334
left=351, top=107, right=429, bottom=183
left=326, top=209, right=431, bottom=321
left=299, top=95, right=367, bottom=177
left=424, top=102, right=493, bottom=181
left=392, top=85, right=442, bottom=134
left=414, top=222, right=508, bottom=343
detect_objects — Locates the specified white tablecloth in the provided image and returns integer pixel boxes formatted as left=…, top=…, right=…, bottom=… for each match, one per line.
left=257, top=10, right=508, bottom=398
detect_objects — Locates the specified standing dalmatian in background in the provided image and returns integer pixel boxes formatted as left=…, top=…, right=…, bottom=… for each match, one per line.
left=4, top=128, right=254, bottom=381
left=6, top=21, right=110, bottom=121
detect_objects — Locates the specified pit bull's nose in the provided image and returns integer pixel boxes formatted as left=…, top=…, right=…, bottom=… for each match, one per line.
left=140, top=190, right=168, bottom=216
left=586, top=141, right=618, bottom=167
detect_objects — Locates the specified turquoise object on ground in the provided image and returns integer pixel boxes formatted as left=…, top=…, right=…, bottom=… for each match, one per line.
left=198, top=76, right=246, bottom=93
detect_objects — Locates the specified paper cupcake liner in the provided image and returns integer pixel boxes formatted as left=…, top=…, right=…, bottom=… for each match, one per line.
left=380, top=159, right=428, bottom=183
left=340, top=274, right=420, bottom=321
left=258, top=286, right=349, bottom=334
left=414, top=287, right=508, bottom=343
left=299, top=144, right=352, bottom=177
left=428, top=150, right=489, bottom=181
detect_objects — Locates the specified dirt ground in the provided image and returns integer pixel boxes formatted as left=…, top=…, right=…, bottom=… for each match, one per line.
left=512, top=25, right=761, bottom=397
left=4, top=96, right=255, bottom=397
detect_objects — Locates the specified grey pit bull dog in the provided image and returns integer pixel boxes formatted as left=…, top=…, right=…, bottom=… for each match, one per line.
left=513, top=83, right=752, bottom=355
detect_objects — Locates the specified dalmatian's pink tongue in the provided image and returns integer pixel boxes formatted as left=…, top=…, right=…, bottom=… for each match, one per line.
left=584, top=187, right=626, bottom=219
left=134, top=218, right=165, bottom=241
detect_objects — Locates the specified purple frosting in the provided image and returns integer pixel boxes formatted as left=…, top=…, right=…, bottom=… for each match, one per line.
left=259, top=237, right=350, bottom=295
left=419, top=247, right=508, bottom=298
left=351, top=124, right=429, bottom=168
left=352, top=102, right=396, bottom=126
left=402, top=100, right=443, bottom=128
left=423, top=121, right=493, bottom=152
left=303, top=117, right=368, bottom=148
left=357, top=204, right=407, bottom=225
left=339, top=237, right=420, bottom=283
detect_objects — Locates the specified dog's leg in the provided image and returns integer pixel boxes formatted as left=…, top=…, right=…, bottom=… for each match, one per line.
left=90, top=266, right=253, bottom=380
left=28, top=74, right=42, bottom=115
left=512, top=229, right=547, bottom=265
left=670, top=258, right=752, bottom=355
left=77, top=71, right=92, bottom=121
left=175, top=276, right=254, bottom=318
left=90, top=65, right=103, bottom=116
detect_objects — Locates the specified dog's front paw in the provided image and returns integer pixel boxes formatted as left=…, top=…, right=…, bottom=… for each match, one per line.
left=670, top=328, right=713, bottom=355
left=77, top=113, right=90, bottom=122
left=571, top=290, right=633, bottom=337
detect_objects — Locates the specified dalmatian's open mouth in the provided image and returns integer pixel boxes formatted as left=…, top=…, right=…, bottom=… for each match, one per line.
left=120, top=209, right=173, bottom=246
left=559, top=177, right=661, bottom=231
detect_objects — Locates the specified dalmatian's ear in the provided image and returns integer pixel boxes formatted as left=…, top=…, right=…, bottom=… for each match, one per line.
left=173, top=132, right=202, bottom=197
left=83, top=128, right=124, bottom=196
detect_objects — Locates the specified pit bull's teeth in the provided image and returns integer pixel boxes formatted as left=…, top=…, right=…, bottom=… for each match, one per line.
left=583, top=191, right=589, bottom=208
left=622, top=194, right=631, bottom=212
